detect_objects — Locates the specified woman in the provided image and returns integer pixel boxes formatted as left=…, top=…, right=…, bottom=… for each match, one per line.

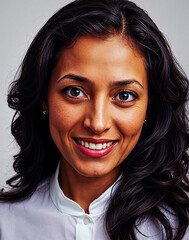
left=0, top=0, right=188, bottom=239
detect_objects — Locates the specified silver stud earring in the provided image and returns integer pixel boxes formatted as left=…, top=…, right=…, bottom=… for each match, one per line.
left=144, top=119, right=147, bottom=124
left=43, top=109, right=48, bottom=115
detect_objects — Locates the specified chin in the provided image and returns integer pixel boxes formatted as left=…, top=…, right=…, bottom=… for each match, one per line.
left=75, top=164, right=111, bottom=178
left=75, top=162, right=119, bottom=178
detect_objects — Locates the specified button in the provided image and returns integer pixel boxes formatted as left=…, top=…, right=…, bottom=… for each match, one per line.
left=83, top=216, right=90, bottom=225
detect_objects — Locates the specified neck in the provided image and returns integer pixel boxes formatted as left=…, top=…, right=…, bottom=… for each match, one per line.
left=59, top=160, right=120, bottom=213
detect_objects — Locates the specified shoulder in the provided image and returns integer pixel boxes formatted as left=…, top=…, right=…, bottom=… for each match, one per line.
left=0, top=178, right=66, bottom=240
left=0, top=178, right=50, bottom=219
left=135, top=206, right=189, bottom=240
left=135, top=214, right=165, bottom=240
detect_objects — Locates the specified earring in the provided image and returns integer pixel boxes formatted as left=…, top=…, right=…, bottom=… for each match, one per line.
left=144, top=119, right=147, bottom=124
left=43, top=109, right=48, bottom=115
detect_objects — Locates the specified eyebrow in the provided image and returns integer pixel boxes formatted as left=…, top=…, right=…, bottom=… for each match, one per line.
left=57, top=74, right=90, bottom=84
left=57, top=73, right=144, bottom=89
left=110, top=79, right=144, bottom=89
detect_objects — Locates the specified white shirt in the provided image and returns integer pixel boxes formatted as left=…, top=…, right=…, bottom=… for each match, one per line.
left=0, top=164, right=188, bottom=240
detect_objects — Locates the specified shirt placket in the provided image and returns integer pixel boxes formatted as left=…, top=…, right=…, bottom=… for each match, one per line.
left=76, top=214, right=94, bottom=240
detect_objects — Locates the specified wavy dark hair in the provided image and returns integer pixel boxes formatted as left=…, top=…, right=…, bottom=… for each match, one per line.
left=1, top=0, right=189, bottom=239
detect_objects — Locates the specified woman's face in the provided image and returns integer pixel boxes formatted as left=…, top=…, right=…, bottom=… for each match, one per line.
left=47, top=35, right=148, bottom=179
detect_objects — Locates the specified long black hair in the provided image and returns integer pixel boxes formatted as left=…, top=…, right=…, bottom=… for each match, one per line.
left=1, top=0, right=189, bottom=239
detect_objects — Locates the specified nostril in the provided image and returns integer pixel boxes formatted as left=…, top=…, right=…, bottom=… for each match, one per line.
left=83, top=105, right=111, bottom=134
left=85, top=123, right=110, bottom=135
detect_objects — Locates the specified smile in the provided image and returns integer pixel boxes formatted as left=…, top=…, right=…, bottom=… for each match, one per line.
left=74, top=138, right=118, bottom=158
left=78, top=139, right=114, bottom=150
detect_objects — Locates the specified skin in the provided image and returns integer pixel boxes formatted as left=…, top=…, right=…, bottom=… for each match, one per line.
left=47, top=35, right=148, bottom=212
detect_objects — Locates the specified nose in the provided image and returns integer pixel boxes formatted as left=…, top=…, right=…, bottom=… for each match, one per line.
left=83, top=95, right=111, bottom=134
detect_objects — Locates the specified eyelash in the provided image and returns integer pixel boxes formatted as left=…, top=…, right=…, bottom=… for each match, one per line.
left=62, top=86, right=86, bottom=98
left=113, top=90, right=138, bottom=103
left=62, top=86, right=138, bottom=103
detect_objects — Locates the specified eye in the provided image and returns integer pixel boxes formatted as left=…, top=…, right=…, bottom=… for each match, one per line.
left=114, top=90, right=137, bottom=102
left=63, top=86, right=85, bottom=98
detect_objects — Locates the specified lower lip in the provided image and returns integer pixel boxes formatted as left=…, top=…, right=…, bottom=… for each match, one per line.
left=75, top=141, right=117, bottom=158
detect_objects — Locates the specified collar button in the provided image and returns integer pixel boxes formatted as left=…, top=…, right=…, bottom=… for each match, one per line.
left=83, top=216, right=90, bottom=225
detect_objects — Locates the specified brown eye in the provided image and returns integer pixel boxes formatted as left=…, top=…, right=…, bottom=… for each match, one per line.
left=64, top=87, right=85, bottom=98
left=115, top=91, right=137, bottom=102
left=70, top=88, right=81, bottom=97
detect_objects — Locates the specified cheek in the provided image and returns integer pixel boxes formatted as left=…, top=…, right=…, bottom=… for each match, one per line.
left=115, top=107, right=146, bottom=137
left=48, top=98, right=84, bottom=135
left=48, top=100, right=82, bottom=153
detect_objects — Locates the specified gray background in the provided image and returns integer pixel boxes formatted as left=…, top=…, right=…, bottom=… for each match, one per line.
left=0, top=0, right=188, bottom=188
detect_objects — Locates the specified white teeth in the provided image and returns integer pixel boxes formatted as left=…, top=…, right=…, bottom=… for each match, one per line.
left=78, top=139, right=114, bottom=150
left=102, top=143, right=107, bottom=149
left=89, top=143, right=95, bottom=149
left=96, top=144, right=102, bottom=150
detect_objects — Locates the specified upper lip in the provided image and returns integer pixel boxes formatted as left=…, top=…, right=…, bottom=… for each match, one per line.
left=74, top=137, right=117, bottom=144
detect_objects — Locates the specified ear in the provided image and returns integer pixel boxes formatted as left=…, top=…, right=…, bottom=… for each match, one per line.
left=41, top=101, right=48, bottom=113
left=41, top=99, right=48, bottom=108
left=145, top=108, right=149, bottom=120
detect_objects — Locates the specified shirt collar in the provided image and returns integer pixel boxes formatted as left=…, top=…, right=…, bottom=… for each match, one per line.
left=49, top=162, right=120, bottom=216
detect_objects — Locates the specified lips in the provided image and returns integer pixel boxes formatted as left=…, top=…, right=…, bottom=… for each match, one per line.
left=74, top=138, right=118, bottom=158
left=78, top=139, right=114, bottom=150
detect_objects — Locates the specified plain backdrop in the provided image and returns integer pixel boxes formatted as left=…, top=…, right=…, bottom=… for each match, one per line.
left=0, top=0, right=189, bottom=188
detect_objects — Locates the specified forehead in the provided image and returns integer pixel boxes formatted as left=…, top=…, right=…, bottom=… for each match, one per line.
left=51, top=35, right=147, bottom=87
left=62, top=35, right=143, bottom=64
